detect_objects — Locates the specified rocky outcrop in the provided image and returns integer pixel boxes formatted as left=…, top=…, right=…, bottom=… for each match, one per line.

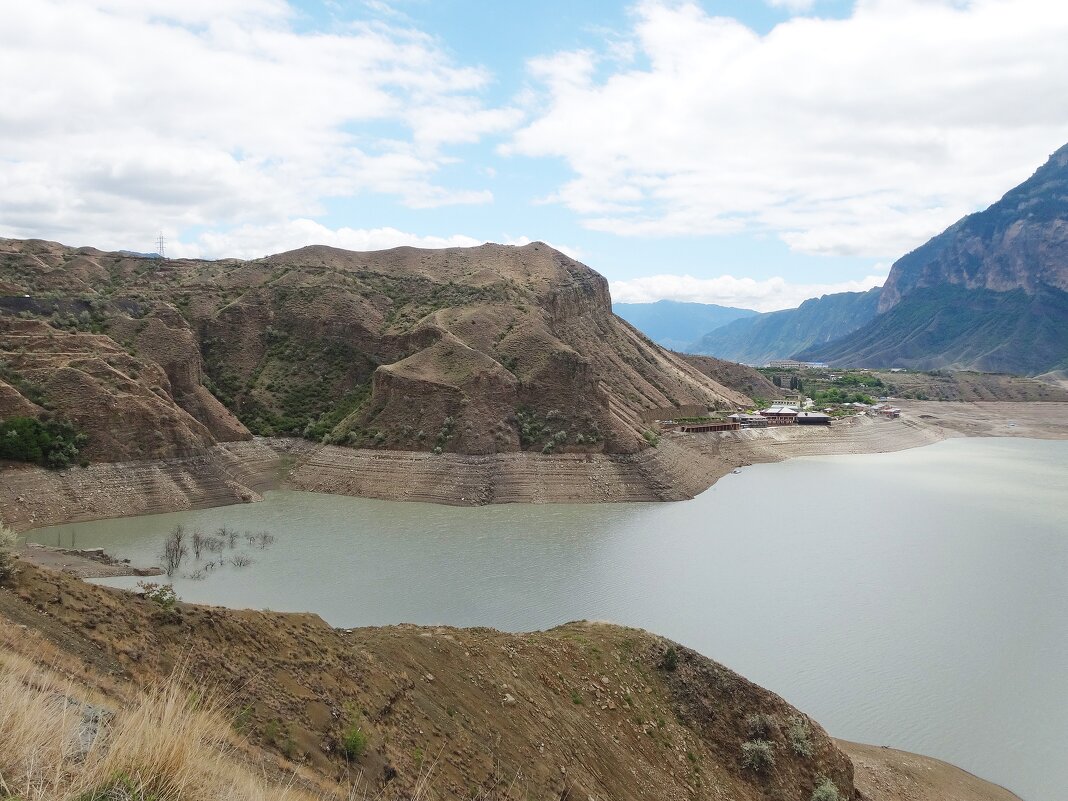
left=0, top=317, right=222, bottom=461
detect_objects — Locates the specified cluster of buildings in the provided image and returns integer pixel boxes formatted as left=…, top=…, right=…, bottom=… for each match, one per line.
left=652, top=393, right=904, bottom=437
left=868, top=403, right=902, bottom=419
left=676, top=402, right=832, bottom=433
left=764, top=359, right=828, bottom=369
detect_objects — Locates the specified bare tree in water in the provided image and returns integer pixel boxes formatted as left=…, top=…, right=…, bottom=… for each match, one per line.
left=161, top=526, right=188, bottom=577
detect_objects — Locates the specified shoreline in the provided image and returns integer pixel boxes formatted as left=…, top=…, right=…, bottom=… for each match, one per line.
left=2, top=401, right=1067, bottom=533
left=16, top=542, right=164, bottom=579
left=838, top=741, right=1023, bottom=801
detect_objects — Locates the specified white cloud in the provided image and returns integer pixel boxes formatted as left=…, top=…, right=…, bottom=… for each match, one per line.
left=155, top=220, right=580, bottom=262
left=0, top=1, right=519, bottom=249
left=610, top=271, right=887, bottom=312
left=169, top=219, right=485, bottom=260
left=510, top=0, right=1068, bottom=258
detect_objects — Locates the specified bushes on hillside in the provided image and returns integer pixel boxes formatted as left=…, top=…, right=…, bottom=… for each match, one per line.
left=811, top=777, right=843, bottom=801
left=787, top=715, right=814, bottom=757
left=741, top=739, right=776, bottom=773
left=0, top=417, right=88, bottom=468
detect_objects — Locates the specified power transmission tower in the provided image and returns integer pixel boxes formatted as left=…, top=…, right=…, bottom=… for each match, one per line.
left=156, top=232, right=166, bottom=259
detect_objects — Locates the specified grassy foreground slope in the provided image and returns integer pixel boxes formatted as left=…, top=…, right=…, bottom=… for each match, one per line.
left=2, top=562, right=854, bottom=801
left=0, top=558, right=1025, bottom=801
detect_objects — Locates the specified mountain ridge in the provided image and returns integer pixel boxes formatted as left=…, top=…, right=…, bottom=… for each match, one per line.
left=687, top=288, right=882, bottom=365
left=613, top=299, right=758, bottom=351
left=806, top=142, right=1068, bottom=373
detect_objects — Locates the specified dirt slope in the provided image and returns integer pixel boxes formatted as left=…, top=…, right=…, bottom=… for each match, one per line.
left=679, top=353, right=780, bottom=401
left=840, top=742, right=1022, bottom=801
left=0, top=563, right=1024, bottom=801
left=2, top=563, right=854, bottom=801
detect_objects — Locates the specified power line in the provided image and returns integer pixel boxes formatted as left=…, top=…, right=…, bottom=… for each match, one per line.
left=156, top=232, right=166, bottom=259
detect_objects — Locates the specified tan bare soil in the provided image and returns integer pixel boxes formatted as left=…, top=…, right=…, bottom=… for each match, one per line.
left=840, top=741, right=1023, bottom=801
left=895, top=399, right=1068, bottom=439
left=15, top=543, right=162, bottom=578
left=0, top=439, right=296, bottom=531
left=679, top=353, right=781, bottom=400
left=874, top=370, right=1068, bottom=402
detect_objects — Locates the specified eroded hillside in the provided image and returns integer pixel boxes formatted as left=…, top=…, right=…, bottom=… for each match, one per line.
left=0, top=561, right=1026, bottom=801
left=0, top=238, right=744, bottom=463
left=1, top=563, right=855, bottom=801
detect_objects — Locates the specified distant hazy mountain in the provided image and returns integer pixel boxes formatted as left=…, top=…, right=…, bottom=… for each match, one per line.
left=804, top=142, right=1068, bottom=374
left=687, top=288, right=882, bottom=365
left=612, top=299, right=757, bottom=351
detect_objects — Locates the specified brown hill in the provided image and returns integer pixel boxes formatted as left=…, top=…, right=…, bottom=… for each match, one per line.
left=679, top=353, right=781, bottom=402
left=0, top=561, right=856, bottom=800
left=0, top=561, right=1022, bottom=801
left=0, top=238, right=743, bottom=463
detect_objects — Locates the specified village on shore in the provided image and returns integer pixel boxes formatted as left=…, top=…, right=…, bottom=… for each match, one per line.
left=650, top=362, right=906, bottom=435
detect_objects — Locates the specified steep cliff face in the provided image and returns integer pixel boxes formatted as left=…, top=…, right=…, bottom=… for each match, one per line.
left=879, top=143, right=1068, bottom=312
left=0, top=316, right=228, bottom=462
left=0, top=238, right=742, bottom=463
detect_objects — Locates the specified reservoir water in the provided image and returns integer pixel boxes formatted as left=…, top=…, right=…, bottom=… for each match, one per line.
left=30, top=437, right=1068, bottom=801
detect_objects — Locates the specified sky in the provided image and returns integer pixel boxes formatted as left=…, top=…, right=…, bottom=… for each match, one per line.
left=3, top=0, right=1068, bottom=311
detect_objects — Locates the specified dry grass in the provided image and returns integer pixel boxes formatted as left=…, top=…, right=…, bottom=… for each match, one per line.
left=0, top=649, right=325, bottom=801
left=0, top=523, right=17, bottom=584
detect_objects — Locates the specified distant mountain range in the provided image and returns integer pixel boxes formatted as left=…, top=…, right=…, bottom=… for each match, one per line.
left=802, top=143, right=1068, bottom=376
left=612, top=300, right=757, bottom=351
left=687, top=288, right=882, bottom=366
left=645, top=142, right=1068, bottom=375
